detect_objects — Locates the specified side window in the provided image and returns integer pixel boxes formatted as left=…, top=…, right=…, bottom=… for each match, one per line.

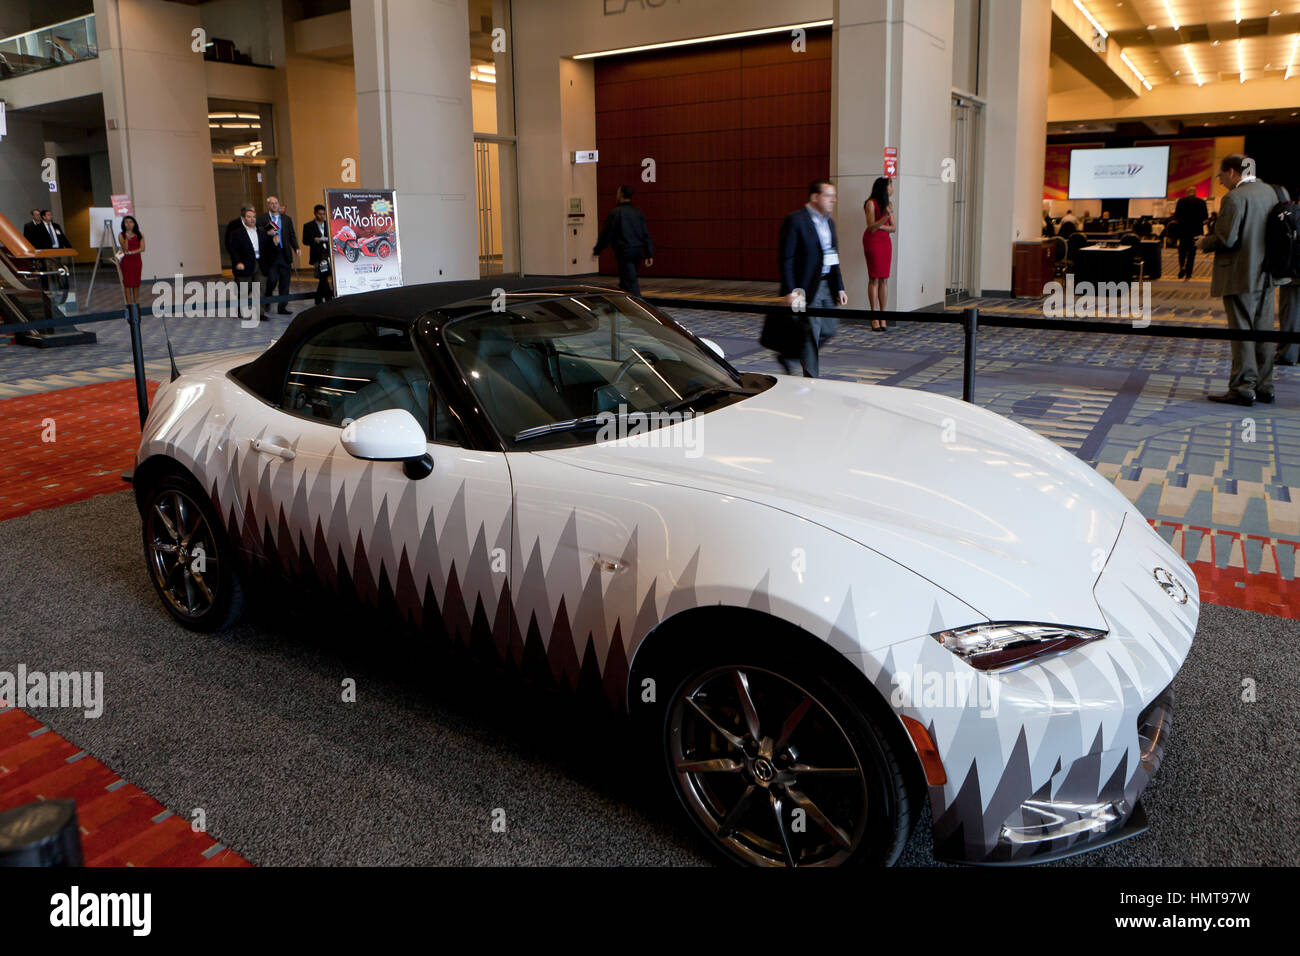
left=282, top=320, right=463, bottom=445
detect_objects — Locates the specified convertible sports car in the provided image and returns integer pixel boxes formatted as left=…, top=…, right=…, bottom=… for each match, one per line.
left=133, top=277, right=1196, bottom=866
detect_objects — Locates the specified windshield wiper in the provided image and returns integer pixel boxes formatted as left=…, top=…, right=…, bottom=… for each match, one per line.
left=513, top=415, right=608, bottom=442
left=658, top=384, right=750, bottom=414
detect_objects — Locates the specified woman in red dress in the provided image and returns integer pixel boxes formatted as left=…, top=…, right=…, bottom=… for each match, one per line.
left=118, top=216, right=145, bottom=307
left=862, top=177, right=896, bottom=330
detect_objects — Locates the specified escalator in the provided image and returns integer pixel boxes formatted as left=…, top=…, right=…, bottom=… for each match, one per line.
left=0, top=219, right=98, bottom=348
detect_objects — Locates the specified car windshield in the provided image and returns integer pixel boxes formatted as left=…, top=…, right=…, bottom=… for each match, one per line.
left=443, top=293, right=747, bottom=448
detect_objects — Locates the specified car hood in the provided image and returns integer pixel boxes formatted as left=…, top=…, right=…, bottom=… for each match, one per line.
left=535, top=377, right=1133, bottom=629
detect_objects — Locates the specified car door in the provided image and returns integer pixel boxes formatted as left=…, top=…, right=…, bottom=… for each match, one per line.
left=232, top=318, right=513, bottom=649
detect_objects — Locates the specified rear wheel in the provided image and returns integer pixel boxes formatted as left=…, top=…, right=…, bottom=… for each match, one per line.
left=141, top=472, right=245, bottom=632
left=376, top=239, right=393, bottom=259
left=660, top=650, right=911, bottom=867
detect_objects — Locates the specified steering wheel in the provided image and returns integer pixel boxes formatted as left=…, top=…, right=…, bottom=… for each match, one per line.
left=611, top=350, right=660, bottom=387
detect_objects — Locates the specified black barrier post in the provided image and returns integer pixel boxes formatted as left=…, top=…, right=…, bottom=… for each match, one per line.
left=126, top=303, right=149, bottom=427
left=962, top=307, right=978, bottom=403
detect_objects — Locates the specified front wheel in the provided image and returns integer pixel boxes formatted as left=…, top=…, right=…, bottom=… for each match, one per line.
left=376, top=239, right=393, bottom=259
left=662, top=655, right=912, bottom=866
left=141, top=472, right=245, bottom=632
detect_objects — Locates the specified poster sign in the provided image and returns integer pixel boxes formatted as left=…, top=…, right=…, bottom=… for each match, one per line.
left=324, top=189, right=402, bottom=296
left=883, top=147, right=898, bottom=178
left=111, top=194, right=133, bottom=216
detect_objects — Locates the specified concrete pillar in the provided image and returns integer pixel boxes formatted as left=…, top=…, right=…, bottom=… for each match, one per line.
left=976, top=0, right=1050, bottom=295
left=833, top=0, right=954, bottom=313
left=93, top=0, right=221, bottom=277
left=351, top=0, right=478, bottom=284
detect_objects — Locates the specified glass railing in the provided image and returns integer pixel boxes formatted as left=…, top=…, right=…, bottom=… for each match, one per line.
left=0, top=14, right=98, bottom=80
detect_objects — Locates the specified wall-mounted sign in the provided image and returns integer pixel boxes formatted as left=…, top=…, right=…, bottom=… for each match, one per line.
left=573, top=150, right=599, bottom=164
left=568, top=197, right=584, bottom=216
left=883, top=147, right=898, bottom=178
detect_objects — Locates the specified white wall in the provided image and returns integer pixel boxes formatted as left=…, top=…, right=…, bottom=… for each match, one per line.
left=977, top=0, right=1050, bottom=294
left=0, top=110, right=48, bottom=232
left=94, top=0, right=221, bottom=277
left=834, top=0, right=953, bottom=312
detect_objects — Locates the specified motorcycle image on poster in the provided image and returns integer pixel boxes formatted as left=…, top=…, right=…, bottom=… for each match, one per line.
left=324, top=189, right=403, bottom=295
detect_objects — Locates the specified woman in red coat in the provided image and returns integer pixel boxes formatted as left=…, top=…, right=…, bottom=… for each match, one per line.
left=862, top=177, right=895, bottom=330
left=118, top=216, right=145, bottom=307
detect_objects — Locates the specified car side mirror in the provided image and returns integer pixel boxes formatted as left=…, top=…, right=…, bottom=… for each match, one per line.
left=700, top=337, right=725, bottom=359
left=340, top=409, right=433, bottom=479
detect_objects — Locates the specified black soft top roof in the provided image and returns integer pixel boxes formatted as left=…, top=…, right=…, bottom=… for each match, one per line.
left=230, top=276, right=616, bottom=404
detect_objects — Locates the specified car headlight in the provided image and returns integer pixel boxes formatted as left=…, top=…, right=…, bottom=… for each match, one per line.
left=930, top=623, right=1106, bottom=671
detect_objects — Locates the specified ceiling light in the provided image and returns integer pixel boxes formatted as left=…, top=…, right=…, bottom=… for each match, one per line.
left=1234, top=0, right=1241, bottom=24
left=1147, top=24, right=1157, bottom=30
left=572, top=19, right=833, bottom=59
left=1120, top=50, right=1152, bottom=90
left=1286, top=34, right=1299, bottom=80
left=1213, top=39, right=1220, bottom=46
left=1162, top=0, right=1179, bottom=30
left=1182, top=46, right=1204, bottom=86
left=1074, top=0, right=1108, bottom=38
left=1238, top=38, right=1245, bottom=83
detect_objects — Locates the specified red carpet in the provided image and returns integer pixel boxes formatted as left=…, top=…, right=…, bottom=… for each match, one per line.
left=0, top=709, right=249, bottom=866
left=0, top=379, right=158, bottom=520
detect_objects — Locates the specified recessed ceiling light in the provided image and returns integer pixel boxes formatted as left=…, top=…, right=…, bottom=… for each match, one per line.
left=1148, top=24, right=1157, bottom=30
left=1213, top=40, right=1220, bottom=46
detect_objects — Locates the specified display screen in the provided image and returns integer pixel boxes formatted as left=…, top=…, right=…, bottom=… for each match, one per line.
left=1067, top=146, right=1170, bottom=199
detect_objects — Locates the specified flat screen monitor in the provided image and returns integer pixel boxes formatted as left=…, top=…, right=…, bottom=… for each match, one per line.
left=1067, top=146, right=1170, bottom=200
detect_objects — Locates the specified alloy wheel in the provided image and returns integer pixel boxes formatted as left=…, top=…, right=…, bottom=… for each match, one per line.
left=146, top=488, right=220, bottom=619
left=668, top=665, right=870, bottom=866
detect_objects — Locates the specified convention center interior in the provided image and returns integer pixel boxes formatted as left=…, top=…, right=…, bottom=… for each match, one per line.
left=0, top=0, right=1297, bottom=898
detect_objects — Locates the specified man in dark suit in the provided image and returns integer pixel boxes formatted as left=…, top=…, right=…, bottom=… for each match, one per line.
left=302, top=203, right=334, bottom=305
left=23, top=209, right=47, bottom=248
left=1172, top=187, right=1208, bottom=279
left=257, top=195, right=299, bottom=314
left=763, top=179, right=848, bottom=378
left=38, top=210, right=71, bottom=249
left=593, top=185, right=654, bottom=296
left=1198, top=155, right=1277, bottom=406
left=225, top=204, right=268, bottom=319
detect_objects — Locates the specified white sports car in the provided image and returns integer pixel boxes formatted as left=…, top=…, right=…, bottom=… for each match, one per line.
left=133, top=278, right=1195, bottom=866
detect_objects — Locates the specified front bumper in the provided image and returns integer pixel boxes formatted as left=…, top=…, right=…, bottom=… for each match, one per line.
left=873, top=513, right=1196, bottom=864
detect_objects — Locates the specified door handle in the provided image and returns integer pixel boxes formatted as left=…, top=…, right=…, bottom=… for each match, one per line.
left=251, top=437, right=295, bottom=461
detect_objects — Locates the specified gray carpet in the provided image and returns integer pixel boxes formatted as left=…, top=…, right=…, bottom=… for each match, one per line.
left=1, top=491, right=1296, bottom=866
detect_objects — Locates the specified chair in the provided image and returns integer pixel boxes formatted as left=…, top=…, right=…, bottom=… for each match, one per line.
left=1052, top=236, right=1068, bottom=278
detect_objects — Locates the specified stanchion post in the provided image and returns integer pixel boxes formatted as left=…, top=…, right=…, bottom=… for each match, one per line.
left=962, top=307, right=978, bottom=403
left=126, top=303, right=149, bottom=427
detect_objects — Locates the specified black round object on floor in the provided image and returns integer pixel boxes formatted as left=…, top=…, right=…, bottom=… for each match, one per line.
left=0, top=799, right=84, bottom=866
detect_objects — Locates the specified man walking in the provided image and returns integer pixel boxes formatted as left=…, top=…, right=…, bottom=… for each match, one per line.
left=764, top=179, right=848, bottom=378
left=257, top=196, right=299, bottom=314
left=302, top=203, right=334, bottom=305
left=593, top=185, right=654, bottom=296
left=1173, top=187, right=1208, bottom=279
left=225, top=204, right=267, bottom=319
left=23, top=209, right=46, bottom=248
left=1199, top=155, right=1276, bottom=406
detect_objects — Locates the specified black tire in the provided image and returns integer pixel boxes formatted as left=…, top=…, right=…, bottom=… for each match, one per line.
left=344, top=245, right=359, bottom=263
left=653, top=640, right=912, bottom=867
left=140, top=471, right=245, bottom=632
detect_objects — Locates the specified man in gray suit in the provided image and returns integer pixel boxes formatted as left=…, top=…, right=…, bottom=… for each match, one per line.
left=1199, top=155, right=1276, bottom=406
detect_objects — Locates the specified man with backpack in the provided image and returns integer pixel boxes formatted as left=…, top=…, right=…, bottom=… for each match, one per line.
left=1265, top=182, right=1300, bottom=367
left=1197, top=155, right=1277, bottom=406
